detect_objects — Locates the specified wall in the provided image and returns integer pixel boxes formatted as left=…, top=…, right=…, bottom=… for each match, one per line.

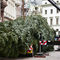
left=41, top=0, right=60, bottom=31
left=4, top=0, right=16, bottom=20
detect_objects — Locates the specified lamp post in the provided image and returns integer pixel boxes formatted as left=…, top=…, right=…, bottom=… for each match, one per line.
left=35, top=33, right=43, bottom=56
left=39, top=33, right=42, bottom=53
left=35, top=33, right=46, bottom=57
left=1, top=0, right=8, bottom=22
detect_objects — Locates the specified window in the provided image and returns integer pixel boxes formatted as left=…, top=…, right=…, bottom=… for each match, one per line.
left=40, top=9, right=42, bottom=13
left=45, top=2, right=47, bottom=4
left=57, top=1, right=59, bottom=3
left=56, top=18, right=59, bottom=25
left=45, top=10, right=47, bottom=14
left=35, top=7, right=38, bottom=10
left=50, top=18, right=53, bottom=25
left=51, top=9, right=53, bottom=14
left=56, top=29, right=59, bottom=31
left=57, top=9, right=59, bottom=13
left=59, top=31, right=60, bottom=36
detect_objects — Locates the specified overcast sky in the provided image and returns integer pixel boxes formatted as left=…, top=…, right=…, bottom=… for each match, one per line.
left=20, top=0, right=42, bottom=6
left=35, top=0, right=42, bottom=5
left=30, top=0, right=42, bottom=5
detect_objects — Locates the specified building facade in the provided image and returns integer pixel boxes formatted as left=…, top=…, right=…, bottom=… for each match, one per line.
left=27, top=0, right=41, bottom=16
left=41, top=0, right=60, bottom=34
left=0, top=0, right=20, bottom=21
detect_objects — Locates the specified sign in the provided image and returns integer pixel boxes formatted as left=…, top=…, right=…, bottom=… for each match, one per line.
left=39, top=40, right=47, bottom=45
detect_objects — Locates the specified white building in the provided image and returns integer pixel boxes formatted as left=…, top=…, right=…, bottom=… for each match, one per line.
left=4, top=0, right=20, bottom=21
left=27, top=0, right=41, bottom=16
left=41, top=0, right=60, bottom=33
left=41, top=0, right=60, bottom=50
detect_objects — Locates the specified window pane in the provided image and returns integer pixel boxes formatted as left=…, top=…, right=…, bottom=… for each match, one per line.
left=50, top=18, right=53, bottom=25
left=45, top=10, right=47, bottom=14
left=57, top=9, right=59, bottom=13
left=45, top=2, right=47, bottom=4
left=51, top=9, right=53, bottom=14
left=56, top=18, right=59, bottom=25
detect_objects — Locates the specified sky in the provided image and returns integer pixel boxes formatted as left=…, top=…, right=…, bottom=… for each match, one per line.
left=20, top=0, right=42, bottom=6
left=35, top=0, right=42, bottom=5
left=30, top=0, right=42, bottom=5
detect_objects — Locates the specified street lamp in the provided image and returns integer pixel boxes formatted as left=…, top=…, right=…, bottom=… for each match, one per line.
left=1, top=0, right=8, bottom=22
left=39, top=33, right=42, bottom=52
left=35, top=33, right=44, bottom=57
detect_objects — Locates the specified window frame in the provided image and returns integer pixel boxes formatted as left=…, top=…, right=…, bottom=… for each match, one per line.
left=45, top=10, right=47, bottom=14
left=50, top=17, right=53, bottom=25
left=51, top=9, right=53, bottom=14
left=56, top=17, right=59, bottom=25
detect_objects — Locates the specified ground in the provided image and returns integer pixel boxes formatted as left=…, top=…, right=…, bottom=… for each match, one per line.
left=0, top=51, right=60, bottom=60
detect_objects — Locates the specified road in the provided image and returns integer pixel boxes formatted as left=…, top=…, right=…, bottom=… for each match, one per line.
left=17, top=51, right=60, bottom=60
left=0, top=51, right=60, bottom=60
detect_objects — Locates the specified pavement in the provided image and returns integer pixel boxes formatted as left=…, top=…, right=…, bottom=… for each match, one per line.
left=0, top=51, right=60, bottom=60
